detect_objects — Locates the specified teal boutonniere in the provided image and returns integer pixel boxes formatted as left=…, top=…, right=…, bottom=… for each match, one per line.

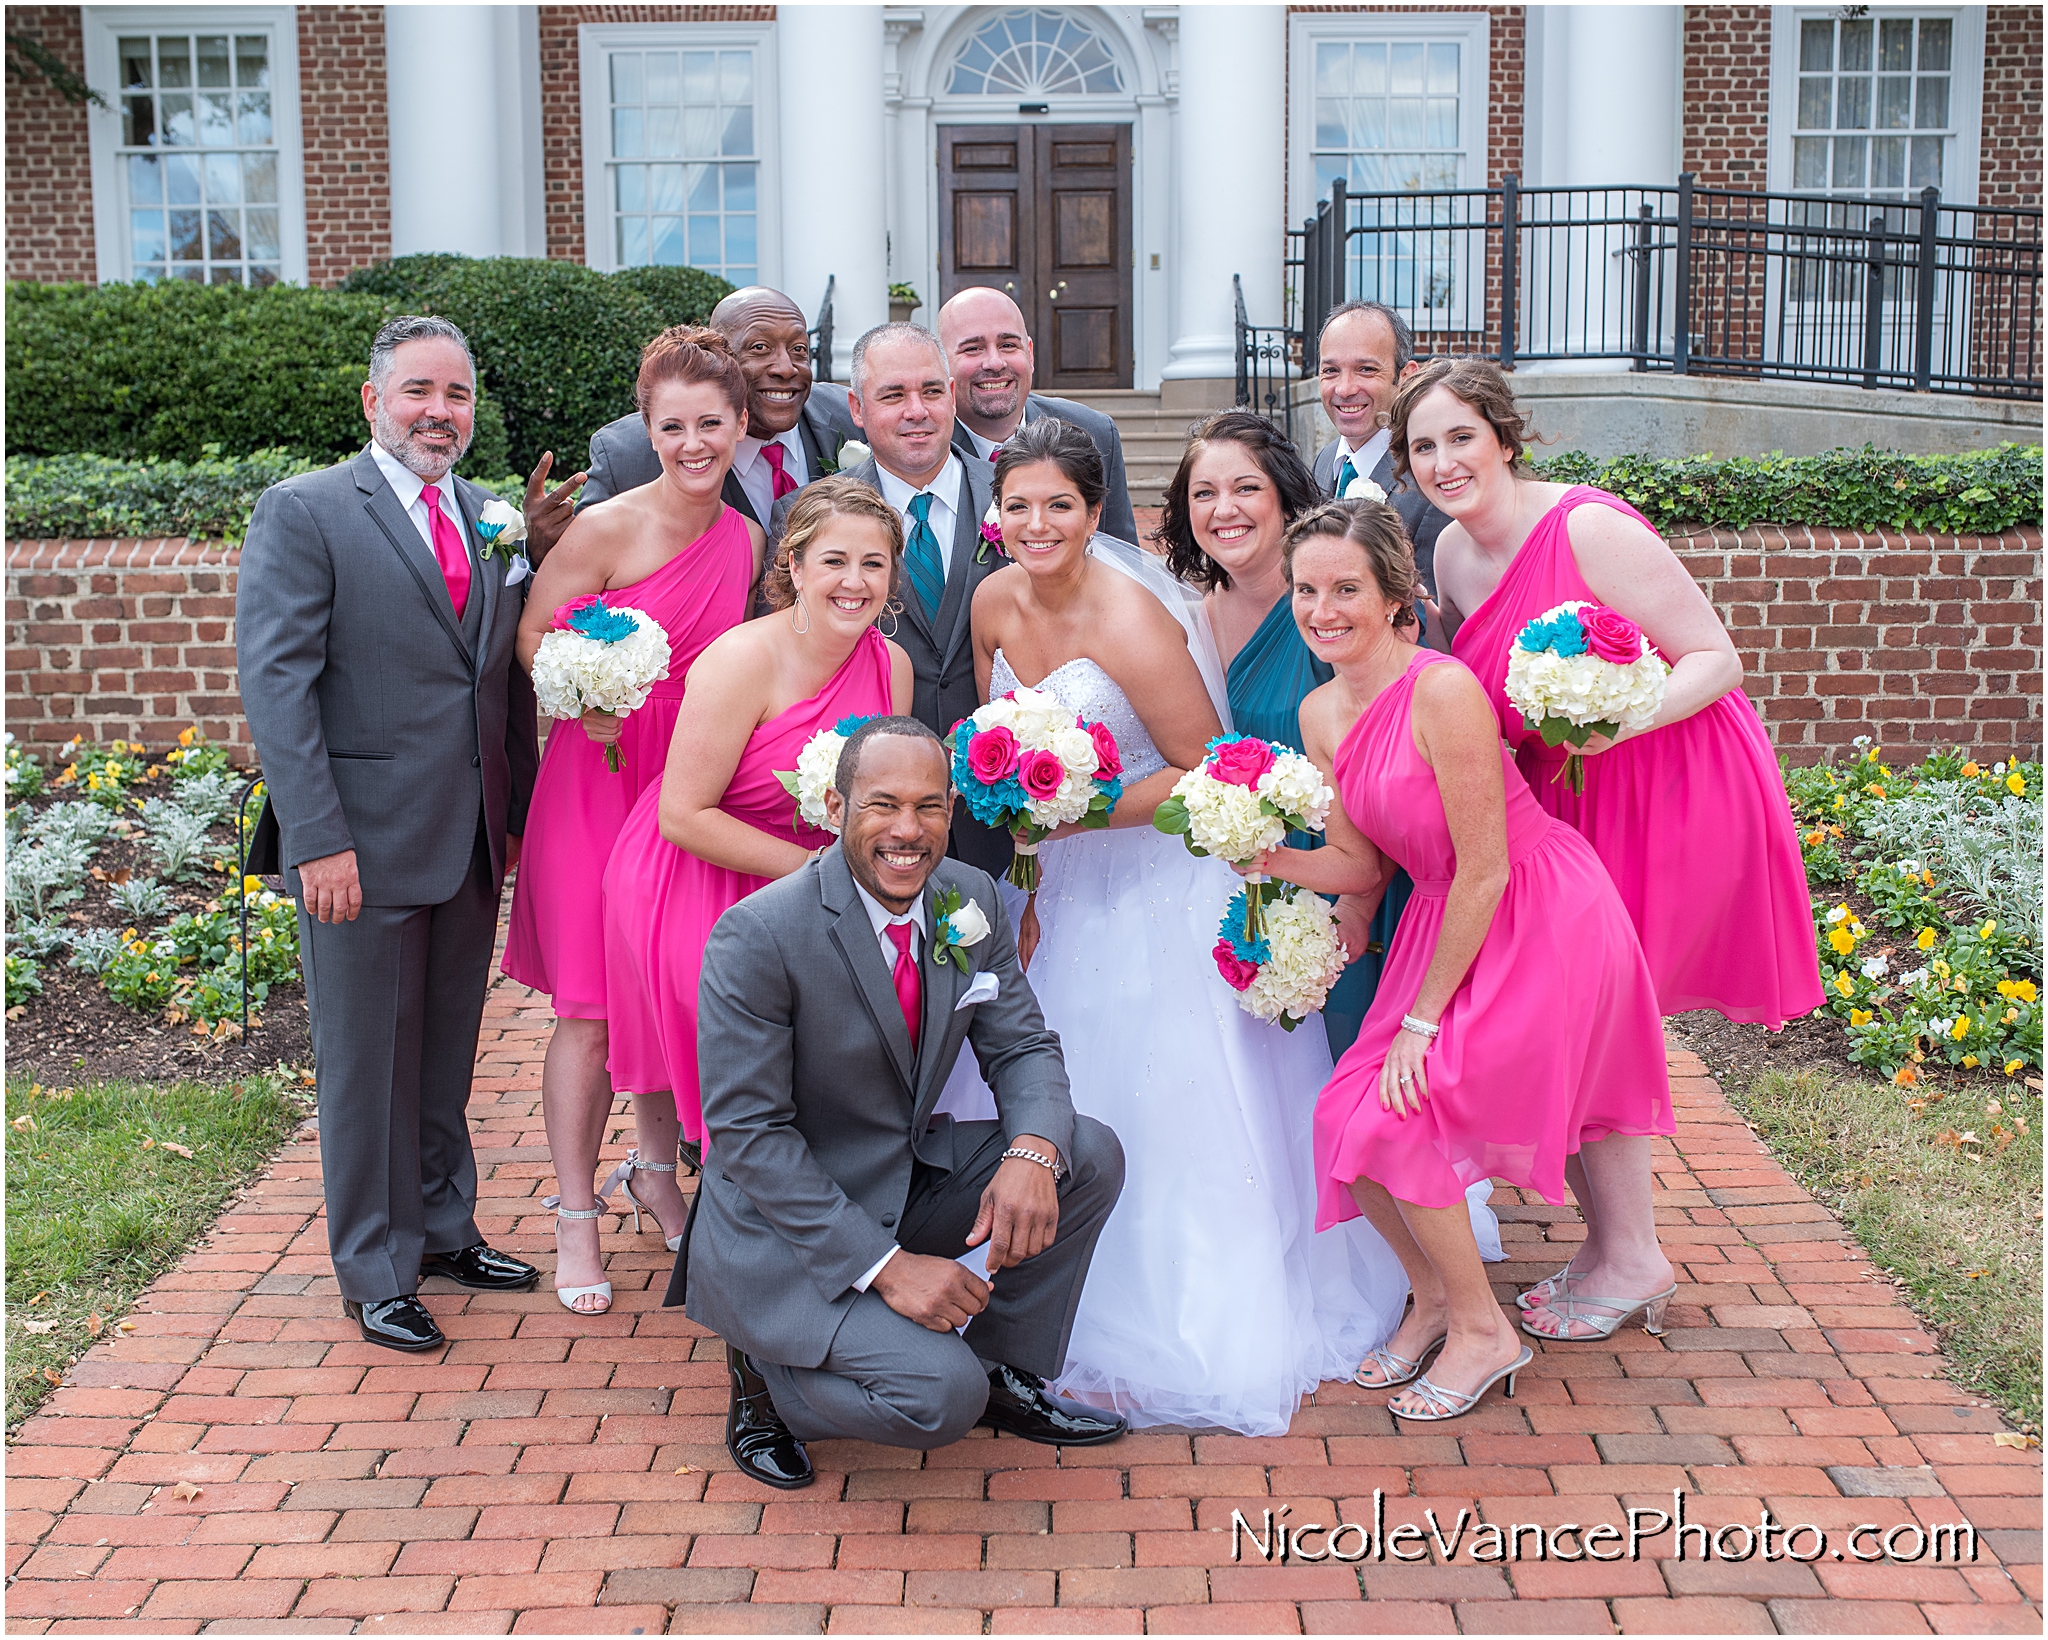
left=930, top=885, right=991, bottom=974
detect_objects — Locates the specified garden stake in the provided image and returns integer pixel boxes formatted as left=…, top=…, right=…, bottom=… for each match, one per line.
left=235, top=773, right=264, bottom=1042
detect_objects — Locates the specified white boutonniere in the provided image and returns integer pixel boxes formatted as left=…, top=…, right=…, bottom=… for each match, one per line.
left=820, top=437, right=871, bottom=476
left=474, top=496, right=529, bottom=562
left=1341, top=472, right=1388, bottom=504
left=931, top=886, right=990, bottom=973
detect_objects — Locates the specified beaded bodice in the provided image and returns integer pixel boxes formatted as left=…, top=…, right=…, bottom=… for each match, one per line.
left=990, top=648, right=1167, bottom=785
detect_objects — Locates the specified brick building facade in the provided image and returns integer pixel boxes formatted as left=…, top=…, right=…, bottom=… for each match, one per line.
left=296, top=6, right=391, bottom=287
left=3, top=6, right=97, bottom=283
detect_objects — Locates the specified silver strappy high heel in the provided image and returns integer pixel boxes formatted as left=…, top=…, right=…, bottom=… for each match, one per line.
left=1353, top=1333, right=1448, bottom=1391
left=597, top=1148, right=686, bottom=1253
left=1517, top=1262, right=1582, bottom=1310
left=1390, top=1346, right=1533, bottom=1423
left=1520, top=1284, right=1677, bottom=1341
left=547, top=1202, right=611, bottom=1315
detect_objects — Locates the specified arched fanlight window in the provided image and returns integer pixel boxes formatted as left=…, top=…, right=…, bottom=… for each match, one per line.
left=946, top=9, right=1125, bottom=97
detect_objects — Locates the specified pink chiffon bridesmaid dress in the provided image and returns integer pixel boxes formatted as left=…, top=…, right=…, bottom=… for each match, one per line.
left=602, top=624, right=896, bottom=1139
left=501, top=506, right=754, bottom=1015
left=1451, top=486, right=1824, bottom=1028
left=1315, top=651, right=1672, bottom=1223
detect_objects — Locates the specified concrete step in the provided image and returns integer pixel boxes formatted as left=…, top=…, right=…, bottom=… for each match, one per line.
left=1060, top=389, right=1203, bottom=508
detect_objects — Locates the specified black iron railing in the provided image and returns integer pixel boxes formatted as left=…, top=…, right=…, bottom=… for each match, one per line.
left=1281, top=174, right=2041, bottom=399
left=1232, top=275, right=1295, bottom=443
left=810, top=274, right=836, bottom=385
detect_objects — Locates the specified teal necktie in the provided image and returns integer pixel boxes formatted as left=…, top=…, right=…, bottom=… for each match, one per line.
left=905, top=492, right=945, bottom=619
left=1334, top=453, right=1358, bottom=498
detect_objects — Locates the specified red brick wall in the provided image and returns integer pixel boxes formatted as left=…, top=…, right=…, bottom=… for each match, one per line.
left=539, top=5, right=777, bottom=265
left=4, top=5, right=97, bottom=283
left=1681, top=6, right=1771, bottom=192
left=1673, top=528, right=2044, bottom=764
left=1981, top=6, right=2043, bottom=209
left=298, top=6, right=389, bottom=287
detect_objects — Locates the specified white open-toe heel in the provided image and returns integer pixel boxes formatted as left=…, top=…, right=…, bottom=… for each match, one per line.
left=597, top=1148, right=686, bottom=1253
left=548, top=1202, right=612, bottom=1315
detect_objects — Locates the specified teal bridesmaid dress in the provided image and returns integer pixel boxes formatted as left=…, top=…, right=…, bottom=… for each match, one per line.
left=1224, top=595, right=1413, bottom=1058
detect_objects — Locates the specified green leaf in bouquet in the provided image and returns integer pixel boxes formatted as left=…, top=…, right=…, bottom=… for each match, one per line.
left=1277, top=1013, right=1300, bottom=1032
left=774, top=769, right=801, bottom=798
left=1078, top=808, right=1112, bottom=831
left=1151, top=795, right=1191, bottom=835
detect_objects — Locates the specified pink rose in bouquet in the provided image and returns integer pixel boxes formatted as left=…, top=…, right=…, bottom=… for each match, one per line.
left=549, top=592, right=604, bottom=632
left=1017, top=748, right=1066, bottom=803
left=1580, top=605, right=1647, bottom=666
left=967, top=724, right=1020, bottom=784
left=1087, top=719, right=1123, bottom=779
left=1212, top=939, right=1260, bottom=992
left=1209, top=736, right=1277, bottom=789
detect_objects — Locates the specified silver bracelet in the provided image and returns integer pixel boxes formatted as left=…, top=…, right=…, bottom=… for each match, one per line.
left=1002, top=1145, right=1064, bottom=1180
left=1399, top=1014, right=1441, bottom=1040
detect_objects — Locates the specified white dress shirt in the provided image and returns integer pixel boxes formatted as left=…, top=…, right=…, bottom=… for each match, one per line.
left=961, top=424, right=1014, bottom=463
left=1334, top=427, right=1392, bottom=487
left=874, top=454, right=964, bottom=578
left=731, top=427, right=810, bottom=524
left=847, top=876, right=928, bottom=1293
left=369, top=441, right=470, bottom=556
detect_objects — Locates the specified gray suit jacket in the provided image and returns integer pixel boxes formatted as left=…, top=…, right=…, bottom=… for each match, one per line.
left=680, top=849, right=1073, bottom=1368
left=236, top=448, right=539, bottom=905
left=954, top=393, right=1138, bottom=547
left=578, top=382, right=863, bottom=526
left=1313, top=439, right=1449, bottom=597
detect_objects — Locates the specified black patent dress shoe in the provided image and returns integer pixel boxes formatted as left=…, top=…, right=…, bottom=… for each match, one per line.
left=419, top=1242, right=539, bottom=1291
left=726, top=1345, right=814, bottom=1490
left=978, top=1362, right=1127, bottom=1446
left=342, top=1295, right=444, bottom=1353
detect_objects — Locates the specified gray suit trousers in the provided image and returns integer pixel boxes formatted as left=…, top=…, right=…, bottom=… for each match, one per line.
left=757, top=1116, right=1124, bottom=1449
left=298, top=829, right=499, bottom=1301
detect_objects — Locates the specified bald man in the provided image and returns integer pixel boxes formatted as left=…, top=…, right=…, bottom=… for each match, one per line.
left=520, top=286, right=863, bottom=559
left=936, top=287, right=1138, bottom=546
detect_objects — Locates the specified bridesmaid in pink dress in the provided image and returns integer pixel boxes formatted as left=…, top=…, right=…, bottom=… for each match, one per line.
left=603, top=478, right=914, bottom=1144
left=1393, top=358, right=1821, bottom=1341
left=1248, top=501, right=1671, bottom=1421
left=507, top=325, right=764, bottom=1313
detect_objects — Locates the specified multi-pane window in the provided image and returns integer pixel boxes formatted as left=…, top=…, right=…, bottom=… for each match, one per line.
left=117, top=29, right=280, bottom=285
left=604, top=47, right=758, bottom=283
left=1312, top=40, right=1463, bottom=195
left=1793, top=14, right=1952, bottom=199
left=945, top=9, right=1124, bottom=97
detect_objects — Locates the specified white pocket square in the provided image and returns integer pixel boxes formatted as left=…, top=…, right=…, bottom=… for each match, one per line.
left=503, top=553, right=532, bottom=587
left=954, top=971, right=999, bottom=1010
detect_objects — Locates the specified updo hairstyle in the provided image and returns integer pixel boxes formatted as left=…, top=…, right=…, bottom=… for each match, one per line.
left=760, top=475, right=906, bottom=613
left=1152, top=410, right=1319, bottom=592
left=993, top=417, right=1108, bottom=516
left=1281, top=499, right=1421, bottom=633
left=1387, top=356, right=1534, bottom=481
left=635, top=324, right=748, bottom=421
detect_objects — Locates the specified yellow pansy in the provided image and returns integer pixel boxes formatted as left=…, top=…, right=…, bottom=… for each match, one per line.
left=1981, top=921, right=1998, bottom=939
left=1998, top=980, right=2017, bottom=998
left=1960, top=761, right=1980, bottom=777
left=2016, top=981, right=2038, bottom=1003
left=1850, top=1008, right=1873, bottom=1027
left=2004, top=1008, right=2020, bottom=1025
left=1963, top=1054, right=1979, bottom=1068
left=2005, top=1059, right=2024, bottom=1076
left=243, top=875, right=263, bottom=894
left=1834, top=972, right=1856, bottom=997
left=1917, top=927, right=1938, bottom=951
left=1951, top=1016, right=1970, bottom=1041
left=178, top=727, right=197, bottom=747
left=2008, top=773, right=2027, bottom=795
left=1828, top=927, right=1856, bottom=956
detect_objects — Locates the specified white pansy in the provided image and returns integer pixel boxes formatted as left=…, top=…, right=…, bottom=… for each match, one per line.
left=475, top=496, right=528, bottom=546
left=1340, top=472, right=1388, bottom=504
left=1860, top=955, right=1890, bottom=979
left=1234, top=890, right=1349, bottom=1025
left=1900, top=966, right=1930, bottom=989
left=1826, top=905, right=1851, bottom=924
left=943, top=898, right=991, bottom=948
left=531, top=606, right=673, bottom=721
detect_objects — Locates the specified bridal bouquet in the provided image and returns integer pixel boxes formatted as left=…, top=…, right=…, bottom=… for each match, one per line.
left=530, top=594, right=673, bottom=773
left=1503, top=600, right=1669, bottom=793
left=1212, top=885, right=1349, bottom=1031
left=947, top=688, right=1123, bottom=891
left=776, top=715, right=879, bottom=835
left=1153, top=734, right=1335, bottom=945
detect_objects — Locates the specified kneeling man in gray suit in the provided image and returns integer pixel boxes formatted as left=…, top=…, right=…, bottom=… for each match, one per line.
left=670, top=718, right=1126, bottom=1487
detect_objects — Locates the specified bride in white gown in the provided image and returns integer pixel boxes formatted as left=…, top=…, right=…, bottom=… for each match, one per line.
left=945, top=419, right=1497, bottom=1436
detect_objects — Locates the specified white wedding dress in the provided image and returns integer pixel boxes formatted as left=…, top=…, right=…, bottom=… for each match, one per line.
left=939, top=541, right=1500, bottom=1436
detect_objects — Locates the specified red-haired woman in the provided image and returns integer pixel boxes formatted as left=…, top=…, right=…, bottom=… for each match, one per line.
left=505, top=325, right=764, bottom=1315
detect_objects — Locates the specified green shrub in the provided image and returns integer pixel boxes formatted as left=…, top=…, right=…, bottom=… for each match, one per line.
left=609, top=263, right=736, bottom=325
left=332, top=252, right=473, bottom=301
left=1531, top=443, right=2043, bottom=534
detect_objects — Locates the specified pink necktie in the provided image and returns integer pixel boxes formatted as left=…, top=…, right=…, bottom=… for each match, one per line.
left=418, top=484, right=471, bottom=618
left=886, top=921, right=922, bottom=1052
left=762, top=442, right=798, bottom=500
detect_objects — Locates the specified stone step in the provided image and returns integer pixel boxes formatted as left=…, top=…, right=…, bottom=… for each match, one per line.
left=1060, top=389, right=1198, bottom=508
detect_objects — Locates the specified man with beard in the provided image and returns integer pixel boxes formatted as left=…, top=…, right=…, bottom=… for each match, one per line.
left=237, top=315, right=542, bottom=1353
left=520, top=286, right=861, bottom=558
left=934, top=287, right=1138, bottom=545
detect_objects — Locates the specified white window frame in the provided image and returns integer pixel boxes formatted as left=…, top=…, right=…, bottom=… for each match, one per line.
left=81, top=4, right=307, bottom=286
left=577, top=20, right=781, bottom=283
left=1767, top=5, right=1985, bottom=205
left=1286, top=9, right=1490, bottom=227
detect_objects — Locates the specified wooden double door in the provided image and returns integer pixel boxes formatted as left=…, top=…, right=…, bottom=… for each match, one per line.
left=937, top=123, right=1132, bottom=390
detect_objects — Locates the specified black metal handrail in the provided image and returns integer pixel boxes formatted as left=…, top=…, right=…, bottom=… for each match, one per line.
left=1232, top=274, right=1295, bottom=444
left=1285, top=174, right=2041, bottom=400
left=810, top=274, right=836, bottom=385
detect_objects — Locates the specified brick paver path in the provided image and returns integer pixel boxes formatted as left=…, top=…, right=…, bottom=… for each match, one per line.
left=7, top=956, right=2043, bottom=1636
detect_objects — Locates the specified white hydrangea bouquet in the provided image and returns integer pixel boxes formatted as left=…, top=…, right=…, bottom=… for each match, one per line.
left=1211, top=883, right=1350, bottom=1031
left=530, top=593, right=673, bottom=773
left=947, top=687, right=1123, bottom=891
left=1154, top=733, right=1335, bottom=941
left=1503, top=600, right=1669, bottom=792
left=776, top=715, right=880, bottom=836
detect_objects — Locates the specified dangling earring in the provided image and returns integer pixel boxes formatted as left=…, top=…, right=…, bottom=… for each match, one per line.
left=877, top=597, right=901, bottom=640
left=790, top=590, right=810, bottom=634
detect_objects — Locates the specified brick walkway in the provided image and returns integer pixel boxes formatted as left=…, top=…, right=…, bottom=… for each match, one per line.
left=6, top=958, right=2042, bottom=1636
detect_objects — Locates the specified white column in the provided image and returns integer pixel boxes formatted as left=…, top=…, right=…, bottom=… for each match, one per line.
left=1160, top=4, right=1284, bottom=390
left=1560, top=6, right=1678, bottom=186
left=493, top=7, right=547, bottom=259
left=386, top=6, right=506, bottom=257
left=777, top=5, right=889, bottom=379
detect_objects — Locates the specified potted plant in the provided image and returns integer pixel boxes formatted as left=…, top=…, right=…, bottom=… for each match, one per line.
left=888, top=283, right=922, bottom=323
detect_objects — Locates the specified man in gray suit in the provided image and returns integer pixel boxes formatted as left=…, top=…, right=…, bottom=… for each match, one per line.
left=237, top=316, right=542, bottom=1354
left=520, top=285, right=861, bottom=557
left=674, top=718, right=1126, bottom=1487
left=1311, top=301, right=1450, bottom=597
left=936, top=287, right=1138, bottom=545
left=798, top=323, right=1010, bottom=878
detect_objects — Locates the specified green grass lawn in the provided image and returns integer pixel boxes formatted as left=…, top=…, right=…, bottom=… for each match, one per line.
left=5, top=1075, right=309, bottom=1428
left=1729, top=1067, right=2043, bottom=1433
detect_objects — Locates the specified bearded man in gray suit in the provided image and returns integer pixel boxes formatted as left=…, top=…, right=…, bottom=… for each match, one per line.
left=673, top=718, right=1126, bottom=1488
left=237, top=315, right=542, bottom=1354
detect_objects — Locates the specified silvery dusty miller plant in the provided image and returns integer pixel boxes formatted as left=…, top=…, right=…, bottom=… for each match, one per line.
left=1860, top=783, right=2043, bottom=953
left=139, top=798, right=216, bottom=882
